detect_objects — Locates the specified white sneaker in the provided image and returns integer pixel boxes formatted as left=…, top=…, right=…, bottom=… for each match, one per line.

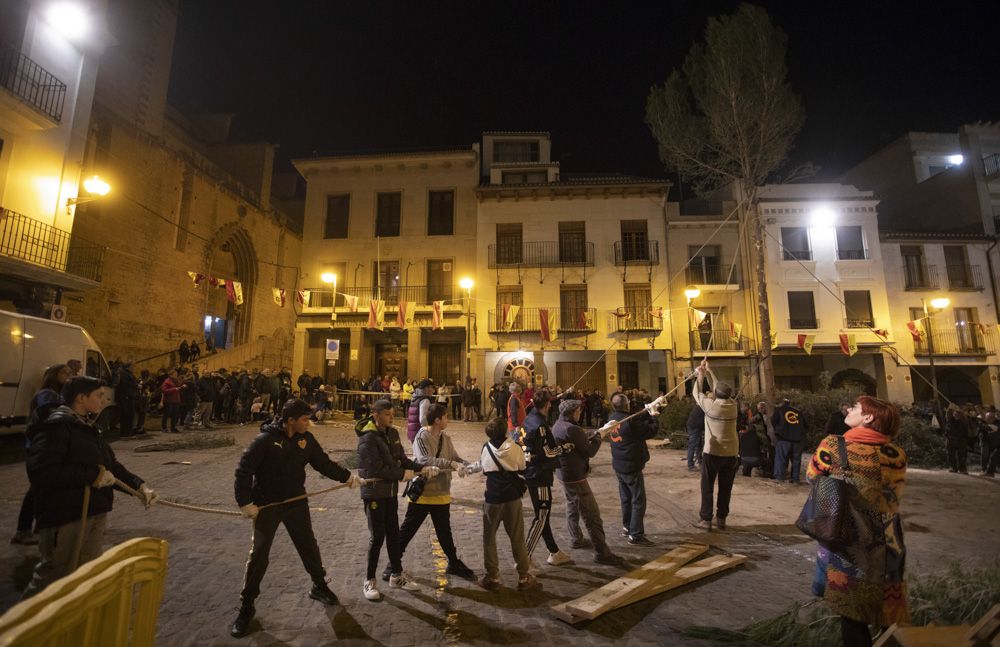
left=362, top=578, right=381, bottom=601
left=547, top=550, right=572, bottom=566
left=388, top=572, right=420, bottom=591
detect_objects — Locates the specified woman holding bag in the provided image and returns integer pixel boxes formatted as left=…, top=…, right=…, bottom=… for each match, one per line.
left=805, top=396, right=909, bottom=647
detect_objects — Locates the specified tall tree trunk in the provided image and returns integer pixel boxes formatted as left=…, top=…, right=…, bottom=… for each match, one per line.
left=745, top=187, right=775, bottom=404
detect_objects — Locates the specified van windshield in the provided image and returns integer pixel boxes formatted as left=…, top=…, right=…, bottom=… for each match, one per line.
left=86, top=350, right=111, bottom=382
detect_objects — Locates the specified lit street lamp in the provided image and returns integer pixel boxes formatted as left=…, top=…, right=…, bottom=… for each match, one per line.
left=922, top=296, right=950, bottom=415
left=67, top=175, right=112, bottom=213
left=684, top=285, right=701, bottom=371
left=460, top=277, right=474, bottom=382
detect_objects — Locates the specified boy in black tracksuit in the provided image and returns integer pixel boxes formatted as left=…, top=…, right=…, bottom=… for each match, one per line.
left=522, top=390, right=574, bottom=565
left=231, top=399, right=357, bottom=637
left=608, top=393, right=661, bottom=545
left=356, top=399, right=438, bottom=601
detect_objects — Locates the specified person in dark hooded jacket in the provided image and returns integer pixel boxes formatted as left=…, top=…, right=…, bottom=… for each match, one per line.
left=608, top=393, right=662, bottom=545
left=522, top=389, right=574, bottom=565
left=230, top=399, right=358, bottom=637
left=22, top=376, right=157, bottom=599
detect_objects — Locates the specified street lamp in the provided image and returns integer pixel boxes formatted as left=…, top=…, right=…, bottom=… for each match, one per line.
left=67, top=175, right=112, bottom=213
left=684, top=285, right=701, bottom=371
left=460, top=277, right=474, bottom=382
left=922, top=296, right=950, bottom=415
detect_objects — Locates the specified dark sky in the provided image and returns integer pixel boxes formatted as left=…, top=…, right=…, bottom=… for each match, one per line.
left=168, top=1, right=1000, bottom=182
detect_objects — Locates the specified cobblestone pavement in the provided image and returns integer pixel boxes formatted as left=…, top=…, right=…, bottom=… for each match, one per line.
left=1, top=417, right=998, bottom=646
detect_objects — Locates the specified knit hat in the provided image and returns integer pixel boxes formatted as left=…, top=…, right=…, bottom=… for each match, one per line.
left=559, top=398, right=582, bottom=417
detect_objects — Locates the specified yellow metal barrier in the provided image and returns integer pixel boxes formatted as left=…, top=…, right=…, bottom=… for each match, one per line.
left=0, top=537, right=168, bottom=647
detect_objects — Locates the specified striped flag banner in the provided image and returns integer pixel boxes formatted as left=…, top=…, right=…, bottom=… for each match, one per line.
left=539, top=308, right=558, bottom=342
left=367, top=300, right=385, bottom=330
left=839, top=333, right=858, bottom=356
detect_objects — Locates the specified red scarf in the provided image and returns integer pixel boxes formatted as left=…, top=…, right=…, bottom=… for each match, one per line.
left=844, top=426, right=891, bottom=445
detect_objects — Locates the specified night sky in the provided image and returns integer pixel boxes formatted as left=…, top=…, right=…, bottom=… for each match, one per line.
left=168, top=1, right=1000, bottom=183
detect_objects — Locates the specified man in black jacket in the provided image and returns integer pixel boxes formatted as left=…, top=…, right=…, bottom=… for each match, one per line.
left=772, top=398, right=807, bottom=483
left=522, top=390, right=573, bottom=565
left=608, top=393, right=661, bottom=546
left=231, top=399, right=359, bottom=637
left=23, top=376, right=156, bottom=599
left=356, top=399, right=438, bottom=602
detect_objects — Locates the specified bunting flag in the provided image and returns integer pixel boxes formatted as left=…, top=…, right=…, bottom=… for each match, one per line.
left=612, top=308, right=632, bottom=320
left=367, top=300, right=385, bottom=331
left=271, top=288, right=286, bottom=307
left=649, top=306, right=664, bottom=319
left=905, top=319, right=925, bottom=342
left=691, top=308, right=709, bottom=326
left=872, top=328, right=889, bottom=338
left=539, top=308, right=558, bottom=342
left=225, top=280, right=244, bottom=305
left=431, top=300, right=444, bottom=330
left=797, top=333, right=815, bottom=355
left=396, top=301, right=415, bottom=329
left=729, top=321, right=743, bottom=342
left=502, top=304, right=520, bottom=330
left=187, top=272, right=205, bottom=288
left=330, top=294, right=337, bottom=322
left=770, top=333, right=779, bottom=349
left=296, top=290, right=310, bottom=307
left=578, top=309, right=594, bottom=330
left=839, top=333, right=858, bottom=356
left=344, top=294, right=359, bottom=312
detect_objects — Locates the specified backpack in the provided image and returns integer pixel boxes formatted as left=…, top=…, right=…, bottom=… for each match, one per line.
left=484, top=441, right=526, bottom=500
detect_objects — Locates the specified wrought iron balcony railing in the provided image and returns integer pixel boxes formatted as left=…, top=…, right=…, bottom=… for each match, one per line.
left=837, top=248, right=869, bottom=260
left=613, top=240, right=659, bottom=265
left=1, top=207, right=104, bottom=281
left=0, top=42, right=66, bottom=122
left=903, top=264, right=939, bottom=290
left=610, top=307, right=664, bottom=333
left=914, top=328, right=996, bottom=356
left=488, top=241, right=595, bottom=268
left=788, top=317, right=820, bottom=330
left=945, top=264, right=984, bottom=290
left=782, top=248, right=812, bottom=261
left=692, top=329, right=749, bottom=352
left=307, top=285, right=456, bottom=309
left=686, top=261, right=739, bottom=286
left=844, top=317, right=875, bottom=329
left=487, top=307, right=597, bottom=334
left=984, top=152, right=1000, bottom=179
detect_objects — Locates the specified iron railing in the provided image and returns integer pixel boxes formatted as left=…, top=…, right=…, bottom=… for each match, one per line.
left=488, top=241, right=595, bottom=268
left=686, top=261, right=739, bottom=286
left=0, top=42, right=66, bottom=122
left=945, top=264, right=984, bottom=290
left=613, top=240, right=659, bottom=265
left=692, top=330, right=749, bottom=352
left=914, top=328, right=996, bottom=356
left=837, top=248, right=869, bottom=260
left=782, top=248, right=812, bottom=261
left=0, top=208, right=104, bottom=281
left=844, top=317, right=875, bottom=329
left=788, top=317, right=820, bottom=329
left=903, top=264, right=939, bottom=290
left=486, top=307, right=597, bottom=333
left=309, top=285, right=456, bottom=309
left=610, top=307, right=664, bottom=333
left=984, top=153, right=1000, bottom=179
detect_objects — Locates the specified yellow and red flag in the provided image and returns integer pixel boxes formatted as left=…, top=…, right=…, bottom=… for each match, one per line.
left=431, top=300, right=444, bottom=330
left=796, top=334, right=815, bottom=355
left=502, top=304, right=520, bottom=331
left=367, top=300, right=385, bottom=331
left=839, top=333, right=858, bottom=356
left=539, top=308, right=558, bottom=342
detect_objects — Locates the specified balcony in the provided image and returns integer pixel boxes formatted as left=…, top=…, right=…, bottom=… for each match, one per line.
left=782, top=249, right=813, bottom=261
left=311, top=285, right=456, bottom=309
left=0, top=42, right=66, bottom=125
left=914, top=328, right=996, bottom=357
left=945, top=264, right=984, bottom=291
left=837, top=248, right=869, bottom=260
left=487, top=307, right=597, bottom=334
left=984, top=153, right=1000, bottom=180
left=610, top=307, right=663, bottom=333
left=788, top=317, right=820, bottom=330
left=844, top=317, right=875, bottom=329
left=1, top=208, right=104, bottom=282
left=488, top=241, right=595, bottom=268
left=613, top=240, right=659, bottom=265
left=686, top=260, right=739, bottom=287
left=692, top=329, right=749, bottom=352
left=903, top=264, right=939, bottom=291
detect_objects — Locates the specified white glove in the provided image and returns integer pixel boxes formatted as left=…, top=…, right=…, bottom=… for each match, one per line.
left=240, top=503, right=259, bottom=520
left=139, top=484, right=159, bottom=509
left=402, top=469, right=415, bottom=482
left=92, top=466, right=116, bottom=488
left=645, top=402, right=662, bottom=417
left=450, top=461, right=464, bottom=472
left=421, top=465, right=441, bottom=478
left=347, top=473, right=360, bottom=489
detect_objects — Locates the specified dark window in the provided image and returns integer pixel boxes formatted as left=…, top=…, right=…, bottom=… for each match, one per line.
left=493, top=141, right=539, bottom=163
left=560, top=285, right=588, bottom=329
left=324, top=194, right=350, bottom=239
left=687, top=244, right=723, bottom=283
left=781, top=227, right=811, bottom=261
left=558, top=221, right=586, bottom=263
left=372, top=260, right=400, bottom=302
left=624, top=284, right=653, bottom=328
left=836, top=226, right=866, bottom=260
left=944, top=245, right=971, bottom=288
left=620, top=220, right=649, bottom=261
left=496, top=223, right=523, bottom=264
left=375, top=192, right=401, bottom=237
left=788, top=291, right=817, bottom=328
left=844, top=290, right=873, bottom=328
left=426, top=259, right=453, bottom=303
left=496, top=285, right=523, bottom=329
left=427, top=190, right=454, bottom=236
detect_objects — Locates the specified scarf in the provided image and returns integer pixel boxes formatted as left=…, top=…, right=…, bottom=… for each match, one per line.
left=844, top=426, right=891, bottom=445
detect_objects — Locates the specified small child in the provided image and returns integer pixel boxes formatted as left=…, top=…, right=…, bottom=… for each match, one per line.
left=468, top=417, right=537, bottom=591
left=250, top=396, right=264, bottom=421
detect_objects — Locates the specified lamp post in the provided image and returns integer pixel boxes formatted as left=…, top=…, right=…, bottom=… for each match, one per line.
left=460, top=277, right=474, bottom=383
left=684, top=285, right=701, bottom=372
left=66, top=175, right=112, bottom=213
left=922, top=296, right=950, bottom=415
left=322, top=272, right=337, bottom=321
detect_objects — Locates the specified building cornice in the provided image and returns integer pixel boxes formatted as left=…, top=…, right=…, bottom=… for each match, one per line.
left=293, top=148, right=478, bottom=175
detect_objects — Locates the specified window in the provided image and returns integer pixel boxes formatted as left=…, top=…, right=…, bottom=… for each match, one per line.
left=620, top=220, right=650, bottom=262
left=495, top=223, right=523, bottom=264
left=624, top=284, right=653, bottom=328
left=844, top=290, right=874, bottom=328
left=426, top=259, right=453, bottom=303
left=560, top=285, right=588, bottom=329
left=955, top=307, right=983, bottom=352
left=427, top=190, right=454, bottom=236
left=687, top=245, right=723, bottom=284
left=781, top=227, right=811, bottom=261
left=944, top=245, right=972, bottom=288
left=324, top=194, right=350, bottom=239
left=372, top=260, right=400, bottom=302
left=85, top=350, right=111, bottom=381
left=788, top=291, right=817, bottom=328
left=901, top=245, right=931, bottom=289
left=496, top=285, right=523, bottom=329
left=558, top=221, right=586, bottom=263
left=375, top=192, right=401, bottom=237
left=500, top=170, right=547, bottom=184
left=836, top=226, right=866, bottom=260
left=493, top=141, right=539, bottom=163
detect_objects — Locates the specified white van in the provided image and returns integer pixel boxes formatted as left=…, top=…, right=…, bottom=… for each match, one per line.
left=0, top=310, right=113, bottom=435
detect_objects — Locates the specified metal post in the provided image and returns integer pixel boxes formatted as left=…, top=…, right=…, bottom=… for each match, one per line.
left=465, top=287, right=472, bottom=382
left=923, top=299, right=941, bottom=415
left=687, top=298, right=696, bottom=372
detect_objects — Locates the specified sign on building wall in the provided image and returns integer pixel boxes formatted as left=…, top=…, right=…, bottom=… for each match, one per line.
left=325, top=339, right=340, bottom=361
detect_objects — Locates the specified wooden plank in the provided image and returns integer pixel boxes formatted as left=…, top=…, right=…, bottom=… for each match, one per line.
left=563, top=543, right=708, bottom=620
left=967, top=603, right=1000, bottom=643
left=872, top=625, right=970, bottom=647
left=613, top=553, right=747, bottom=610
left=549, top=601, right=588, bottom=625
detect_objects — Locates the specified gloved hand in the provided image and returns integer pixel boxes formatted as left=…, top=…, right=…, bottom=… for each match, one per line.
left=421, top=465, right=441, bottom=478
left=92, top=466, right=116, bottom=488
left=598, top=421, right=619, bottom=439
left=456, top=465, right=468, bottom=478
left=450, top=461, right=464, bottom=472
left=139, top=484, right=159, bottom=509
left=240, top=503, right=259, bottom=520
left=402, top=469, right=415, bottom=482
left=347, top=473, right=360, bottom=489
left=559, top=442, right=575, bottom=454
left=645, top=401, right=662, bottom=417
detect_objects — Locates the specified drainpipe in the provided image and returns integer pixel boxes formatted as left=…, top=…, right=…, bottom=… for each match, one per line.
left=987, top=238, right=1000, bottom=323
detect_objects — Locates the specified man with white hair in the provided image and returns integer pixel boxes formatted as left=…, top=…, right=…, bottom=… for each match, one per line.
left=692, top=360, right=739, bottom=531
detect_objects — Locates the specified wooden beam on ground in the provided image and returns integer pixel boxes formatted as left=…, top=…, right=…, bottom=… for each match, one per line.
left=614, top=552, right=747, bottom=609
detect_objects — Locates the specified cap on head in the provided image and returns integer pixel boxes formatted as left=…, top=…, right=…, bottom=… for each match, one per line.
left=558, top=398, right=582, bottom=417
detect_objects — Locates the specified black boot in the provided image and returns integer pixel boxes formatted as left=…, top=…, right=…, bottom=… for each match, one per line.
left=445, top=558, right=475, bottom=579
left=381, top=565, right=392, bottom=582
left=230, top=603, right=255, bottom=637
left=309, top=582, right=340, bottom=606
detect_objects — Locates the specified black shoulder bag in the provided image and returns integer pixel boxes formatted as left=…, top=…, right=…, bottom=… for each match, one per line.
left=796, top=435, right=852, bottom=544
left=402, top=434, right=442, bottom=503
left=484, top=441, right=527, bottom=499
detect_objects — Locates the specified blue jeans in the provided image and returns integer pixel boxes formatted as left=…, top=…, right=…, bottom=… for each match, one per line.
left=774, top=439, right=803, bottom=482
left=615, top=471, right=647, bottom=537
left=812, top=551, right=828, bottom=597
left=687, top=427, right=704, bottom=468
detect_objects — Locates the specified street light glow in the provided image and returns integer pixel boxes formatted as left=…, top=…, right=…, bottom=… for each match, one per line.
left=930, top=297, right=950, bottom=309
left=320, top=272, right=336, bottom=284
left=45, top=2, right=89, bottom=40
left=947, top=154, right=964, bottom=165
left=82, top=175, right=111, bottom=196
left=684, top=286, right=700, bottom=300
left=459, top=277, right=473, bottom=290
left=810, top=205, right=836, bottom=227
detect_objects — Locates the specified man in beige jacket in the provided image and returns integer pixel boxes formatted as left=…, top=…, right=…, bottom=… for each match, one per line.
left=692, top=360, right=739, bottom=530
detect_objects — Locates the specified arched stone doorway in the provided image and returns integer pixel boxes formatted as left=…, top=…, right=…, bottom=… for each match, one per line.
left=830, top=368, right=877, bottom=395
left=204, top=224, right=258, bottom=348
left=498, top=357, right=535, bottom=386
